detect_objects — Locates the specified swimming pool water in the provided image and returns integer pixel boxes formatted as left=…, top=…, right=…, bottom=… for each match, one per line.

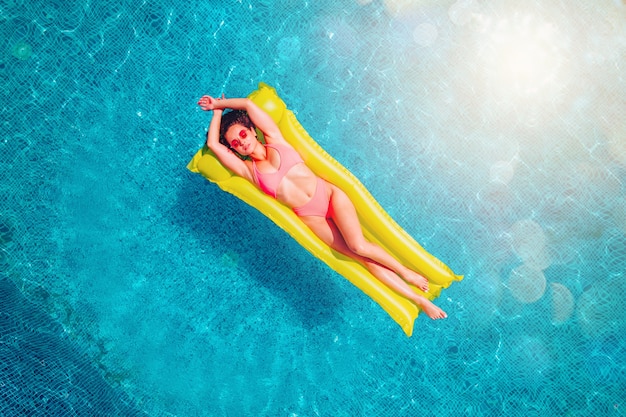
left=2, top=0, right=625, bottom=416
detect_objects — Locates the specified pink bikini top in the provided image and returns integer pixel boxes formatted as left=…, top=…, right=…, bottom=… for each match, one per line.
left=252, top=143, right=304, bottom=198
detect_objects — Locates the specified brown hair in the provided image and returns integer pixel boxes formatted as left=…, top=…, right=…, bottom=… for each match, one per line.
left=218, top=110, right=255, bottom=149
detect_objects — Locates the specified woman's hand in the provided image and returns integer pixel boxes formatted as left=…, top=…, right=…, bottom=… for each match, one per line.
left=197, top=94, right=225, bottom=111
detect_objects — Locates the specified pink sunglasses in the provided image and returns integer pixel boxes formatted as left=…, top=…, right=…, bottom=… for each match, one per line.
left=230, top=129, right=247, bottom=148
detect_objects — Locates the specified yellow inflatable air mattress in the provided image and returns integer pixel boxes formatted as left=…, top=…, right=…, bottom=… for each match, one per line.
left=188, top=82, right=463, bottom=336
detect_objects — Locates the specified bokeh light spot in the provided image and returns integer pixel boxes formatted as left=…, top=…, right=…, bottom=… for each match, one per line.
left=12, top=42, right=33, bottom=60
left=508, top=264, right=547, bottom=303
left=509, top=219, right=549, bottom=266
left=578, top=279, right=626, bottom=338
left=551, top=283, right=574, bottom=324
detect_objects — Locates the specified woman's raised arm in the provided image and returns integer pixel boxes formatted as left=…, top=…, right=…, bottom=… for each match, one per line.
left=198, top=96, right=285, bottom=144
left=201, top=98, right=253, bottom=181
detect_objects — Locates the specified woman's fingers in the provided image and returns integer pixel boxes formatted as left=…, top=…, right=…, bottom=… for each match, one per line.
left=197, top=95, right=214, bottom=110
left=198, top=94, right=223, bottom=111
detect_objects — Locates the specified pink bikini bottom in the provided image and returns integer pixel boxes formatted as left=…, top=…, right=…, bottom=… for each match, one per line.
left=292, top=178, right=331, bottom=218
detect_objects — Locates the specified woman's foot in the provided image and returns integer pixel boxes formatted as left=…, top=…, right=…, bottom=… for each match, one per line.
left=416, top=296, right=447, bottom=319
left=403, top=270, right=429, bottom=292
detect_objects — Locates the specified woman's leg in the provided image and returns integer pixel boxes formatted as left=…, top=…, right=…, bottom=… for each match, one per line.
left=299, top=215, right=447, bottom=319
left=326, top=184, right=430, bottom=292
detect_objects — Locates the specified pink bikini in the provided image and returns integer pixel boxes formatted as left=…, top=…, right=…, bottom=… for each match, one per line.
left=252, top=143, right=331, bottom=218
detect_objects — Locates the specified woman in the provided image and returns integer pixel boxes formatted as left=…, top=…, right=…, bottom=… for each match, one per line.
left=198, top=94, right=447, bottom=319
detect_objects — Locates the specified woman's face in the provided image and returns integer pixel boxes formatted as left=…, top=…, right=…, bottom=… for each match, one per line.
left=225, top=124, right=256, bottom=155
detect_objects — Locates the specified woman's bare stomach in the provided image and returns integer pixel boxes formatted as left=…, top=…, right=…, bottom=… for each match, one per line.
left=274, top=163, right=322, bottom=208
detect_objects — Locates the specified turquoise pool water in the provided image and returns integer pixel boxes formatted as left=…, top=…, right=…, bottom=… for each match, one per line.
left=2, top=0, right=625, bottom=415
